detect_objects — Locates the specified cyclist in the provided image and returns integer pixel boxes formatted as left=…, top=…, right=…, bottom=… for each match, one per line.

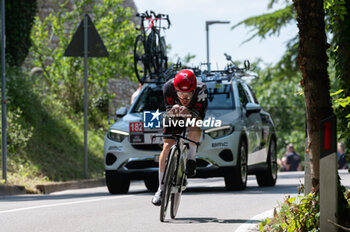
left=152, top=69, right=208, bottom=206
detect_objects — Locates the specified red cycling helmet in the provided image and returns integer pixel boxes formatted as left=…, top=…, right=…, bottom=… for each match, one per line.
left=174, top=69, right=197, bottom=92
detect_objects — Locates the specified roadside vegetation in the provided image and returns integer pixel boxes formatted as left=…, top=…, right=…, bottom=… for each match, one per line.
left=0, top=0, right=137, bottom=192
left=234, top=0, right=350, bottom=230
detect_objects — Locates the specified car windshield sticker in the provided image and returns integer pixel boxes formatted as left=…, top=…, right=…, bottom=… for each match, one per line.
left=215, top=83, right=223, bottom=89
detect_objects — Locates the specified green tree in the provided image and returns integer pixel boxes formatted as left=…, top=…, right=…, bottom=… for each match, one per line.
left=28, top=0, right=137, bottom=113
left=293, top=0, right=333, bottom=187
left=250, top=62, right=305, bottom=158
left=326, top=0, right=350, bottom=151
left=5, top=0, right=37, bottom=66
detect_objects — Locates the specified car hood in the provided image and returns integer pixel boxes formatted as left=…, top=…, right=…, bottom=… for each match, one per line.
left=109, top=109, right=240, bottom=132
left=203, top=109, right=240, bottom=128
left=109, top=113, right=144, bottom=132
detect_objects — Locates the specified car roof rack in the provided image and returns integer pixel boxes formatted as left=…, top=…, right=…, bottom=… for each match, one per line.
left=141, top=54, right=257, bottom=84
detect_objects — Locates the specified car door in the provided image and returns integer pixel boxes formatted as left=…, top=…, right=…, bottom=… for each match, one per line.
left=244, top=84, right=270, bottom=150
left=237, top=82, right=260, bottom=155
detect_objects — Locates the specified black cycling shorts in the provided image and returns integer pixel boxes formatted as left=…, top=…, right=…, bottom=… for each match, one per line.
left=162, top=116, right=186, bottom=137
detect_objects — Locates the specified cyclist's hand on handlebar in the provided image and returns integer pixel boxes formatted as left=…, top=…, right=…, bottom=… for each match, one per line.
left=178, top=106, right=192, bottom=118
left=167, top=104, right=180, bottom=117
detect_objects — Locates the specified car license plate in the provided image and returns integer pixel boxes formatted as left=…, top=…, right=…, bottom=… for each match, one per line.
left=144, top=133, right=163, bottom=144
left=129, top=134, right=144, bottom=143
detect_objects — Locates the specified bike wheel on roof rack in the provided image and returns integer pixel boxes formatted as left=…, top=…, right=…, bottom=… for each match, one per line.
left=159, top=36, right=168, bottom=73
left=134, top=35, right=149, bottom=84
left=147, top=32, right=158, bottom=73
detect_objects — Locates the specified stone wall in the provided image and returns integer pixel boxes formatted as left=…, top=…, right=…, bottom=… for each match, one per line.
left=28, top=0, right=139, bottom=116
left=108, top=79, right=138, bottom=115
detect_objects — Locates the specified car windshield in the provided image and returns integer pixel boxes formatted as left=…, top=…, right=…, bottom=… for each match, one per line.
left=206, top=82, right=235, bottom=109
left=131, top=85, right=166, bottom=113
left=130, top=82, right=234, bottom=112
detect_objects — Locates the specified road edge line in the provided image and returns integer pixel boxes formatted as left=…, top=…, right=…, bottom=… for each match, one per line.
left=235, top=209, right=274, bottom=232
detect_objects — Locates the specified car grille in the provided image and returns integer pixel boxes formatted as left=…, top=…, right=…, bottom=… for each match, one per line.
left=131, top=144, right=162, bottom=151
left=125, top=160, right=158, bottom=169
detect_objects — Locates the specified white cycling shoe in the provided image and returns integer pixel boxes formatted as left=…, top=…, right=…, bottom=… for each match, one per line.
left=152, top=189, right=162, bottom=206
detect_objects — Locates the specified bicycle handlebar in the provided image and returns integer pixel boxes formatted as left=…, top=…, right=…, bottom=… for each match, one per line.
left=136, top=11, right=171, bottom=29
left=152, top=134, right=200, bottom=147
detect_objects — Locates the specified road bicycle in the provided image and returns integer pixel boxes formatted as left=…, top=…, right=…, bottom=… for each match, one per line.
left=134, top=11, right=171, bottom=84
left=154, top=132, right=200, bottom=222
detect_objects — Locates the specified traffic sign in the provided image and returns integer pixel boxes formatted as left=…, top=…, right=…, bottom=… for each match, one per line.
left=64, top=14, right=108, bottom=57
left=64, top=14, right=108, bottom=178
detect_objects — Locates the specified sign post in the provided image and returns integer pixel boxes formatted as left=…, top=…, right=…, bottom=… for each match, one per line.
left=320, top=115, right=337, bottom=231
left=1, top=0, right=7, bottom=183
left=64, top=14, right=108, bottom=179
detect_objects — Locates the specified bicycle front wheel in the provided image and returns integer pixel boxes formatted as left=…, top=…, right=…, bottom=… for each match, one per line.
left=160, top=146, right=178, bottom=222
left=170, top=145, right=187, bottom=219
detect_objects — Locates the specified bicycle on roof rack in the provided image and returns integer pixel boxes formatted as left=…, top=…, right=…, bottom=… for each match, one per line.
left=137, top=53, right=255, bottom=85
left=134, top=11, right=171, bottom=84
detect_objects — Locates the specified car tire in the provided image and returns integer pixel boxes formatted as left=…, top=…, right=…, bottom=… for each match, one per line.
left=105, top=170, right=130, bottom=194
left=224, top=139, right=248, bottom=191
left=256, top=138, right=277, bottom=187
left=144, top=175, right=159, bottom=192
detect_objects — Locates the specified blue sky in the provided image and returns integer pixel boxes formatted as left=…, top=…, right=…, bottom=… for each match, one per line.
left=133, top=0, right=298, bottom=69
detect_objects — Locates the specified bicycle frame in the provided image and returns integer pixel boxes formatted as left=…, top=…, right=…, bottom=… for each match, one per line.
left=136, top=11, right=170, bottom=33
left=154, top=132, right=200, bottom=221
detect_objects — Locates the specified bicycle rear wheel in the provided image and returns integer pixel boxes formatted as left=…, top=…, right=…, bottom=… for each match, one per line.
left=160, top=147, right=178, bottom=222
left=134, top=35, right=148, bottom=84
left=170, top=145, right=187, bottom=219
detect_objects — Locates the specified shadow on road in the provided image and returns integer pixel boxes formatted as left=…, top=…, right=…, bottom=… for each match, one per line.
left=0, top=189, right=146, bottom=202
left=183, top=184, right=300, bottom=195
left=163, top=217, right=260, bottom=224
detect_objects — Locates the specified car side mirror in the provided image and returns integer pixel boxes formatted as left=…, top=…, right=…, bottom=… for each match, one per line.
left=245, top=102, right=261, bottom=114
left=115, top=107, right=128, bottom=118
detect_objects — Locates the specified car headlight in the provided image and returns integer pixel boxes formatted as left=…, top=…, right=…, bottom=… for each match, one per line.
left=204, top=125, right=233, bottom=139
left=107, top=129, right=129, bottom=143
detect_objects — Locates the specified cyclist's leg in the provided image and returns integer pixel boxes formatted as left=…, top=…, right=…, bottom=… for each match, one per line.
left=152, top=126, right=175, bottom=206
left=186, top=123, right=201, bottom=177
left=187, top=124, right=201, bottom=159
left=158, top=138, right=175, bottom=187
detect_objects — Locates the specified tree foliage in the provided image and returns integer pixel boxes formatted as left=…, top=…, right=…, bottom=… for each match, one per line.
left=250, top=61, right=305, bottom=158
left=326, top=0, right=350, bottom=151
left=28, top=0, right=137, bottom=113
left=5, top=0, right=37, bottom=66
left=231, top=3, right=295, bottom=43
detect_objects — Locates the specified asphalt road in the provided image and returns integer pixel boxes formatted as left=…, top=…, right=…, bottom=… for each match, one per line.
left=0, top=170, right=349, bottom=232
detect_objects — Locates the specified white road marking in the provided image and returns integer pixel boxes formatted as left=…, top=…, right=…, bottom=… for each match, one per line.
left=0, top=194, right=134, bottom=214
left=235, top=209, right=274, bottom=232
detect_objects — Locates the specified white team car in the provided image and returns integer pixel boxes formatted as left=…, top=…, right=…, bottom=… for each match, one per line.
left=104, top=71, right=277, bottom=194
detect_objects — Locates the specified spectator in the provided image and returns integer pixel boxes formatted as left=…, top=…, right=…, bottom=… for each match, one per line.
left=337, top=142, right=348, bottom=169
left=130, top=83, right=143, bottom=104
left=277, top=152, right=288, bottom=171
left=278, top=143, right=302, bottom=171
